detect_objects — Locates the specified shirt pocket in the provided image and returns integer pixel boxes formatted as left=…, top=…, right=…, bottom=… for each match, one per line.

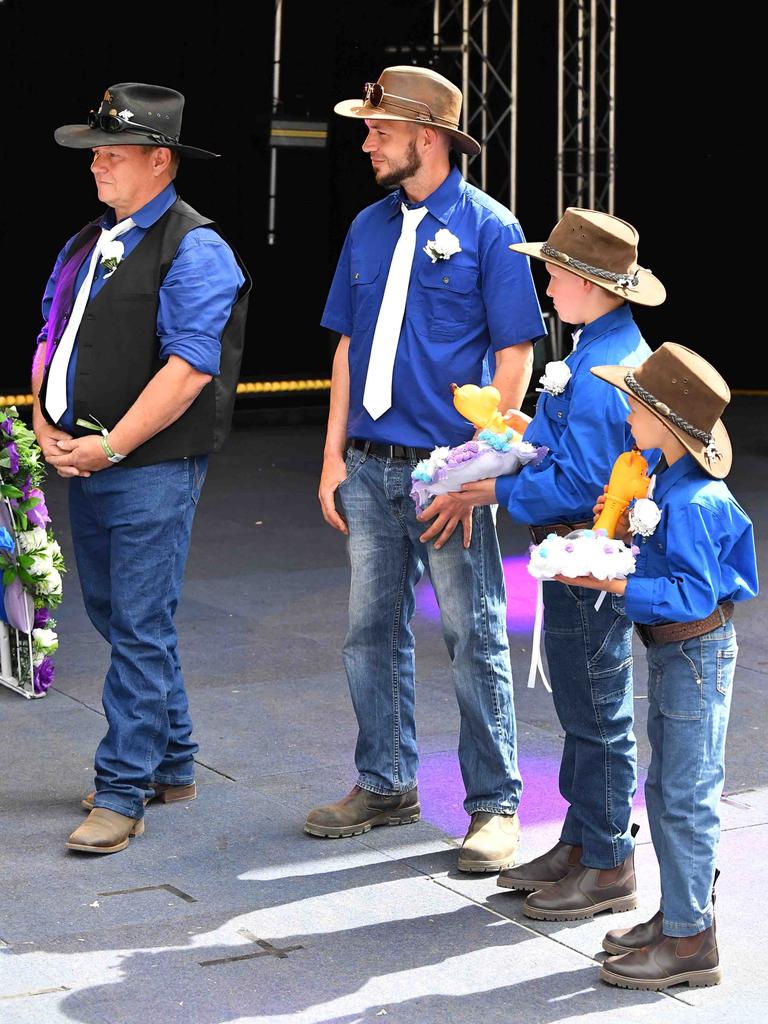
left=416, top=262, right=478, bottom=339
left=542, top=393, right=570, bottom=428
left=350, top=259, right=382, bottom=330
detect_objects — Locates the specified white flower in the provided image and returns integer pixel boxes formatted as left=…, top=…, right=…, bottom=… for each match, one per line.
left=536, top=360, right=572, bottom=396
left=423, top=229, right=462, bottom=263
left=17, top=527, right=48, bottom=553
left=100, top=240, right=126, bottom=278
left=33, top=627, right=58, bottom=652
left=37, top=567, right=62, bottom=596
left=28, top=551, right=54, bottom=577
left=629, top=497, right=661, bottom=538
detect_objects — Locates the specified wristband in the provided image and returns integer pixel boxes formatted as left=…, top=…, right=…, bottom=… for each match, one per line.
left=99, top=434, right=126, bottom=464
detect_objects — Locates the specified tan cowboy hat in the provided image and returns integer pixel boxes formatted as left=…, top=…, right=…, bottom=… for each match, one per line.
left=334, top=66, right=480, bottom=157
left=510, top=207, right=666, bottom=307
left=591, top=343, right=732, bottom=478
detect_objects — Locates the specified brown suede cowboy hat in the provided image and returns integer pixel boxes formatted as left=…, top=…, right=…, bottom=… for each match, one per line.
left=334, top=66, right=481, bottom=157
left=591, top=343, right=732, bottom=478
left=55, top=83, right=219, bottom=159
left=510, top=208, right=666, bottom=307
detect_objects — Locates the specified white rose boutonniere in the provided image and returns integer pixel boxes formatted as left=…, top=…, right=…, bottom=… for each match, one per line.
left=629, top=497, right=662, bottom=538
left=100, top=240, right=126, bottom=278
left=423, top=228, right=462, bottom=263
left=536, top=360, right=572, bottom=396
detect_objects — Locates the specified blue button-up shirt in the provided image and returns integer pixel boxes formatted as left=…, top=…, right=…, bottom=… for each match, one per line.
left=496, top=304, right=657, bottom=524
left=40, top=183, right=245, bottom=432
left=321, top=166, right=545, bottom=449
left=624, top=453, right=758, bottom=624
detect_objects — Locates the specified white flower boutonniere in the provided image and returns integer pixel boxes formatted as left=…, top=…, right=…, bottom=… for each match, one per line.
left=423, top=228, right=462, bottom=263
left=536, top=360, right=572, bottom=396
left=100, top=240, right=126, bottom=278
left=629, top=497, right=661, bottom=538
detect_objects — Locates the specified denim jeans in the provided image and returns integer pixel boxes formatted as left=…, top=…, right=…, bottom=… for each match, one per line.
left=644, top=622, right=736, bottom=936
left=542, top=580, right=637, bottom=867
left=69, top=456, right=207, bottom=819
left=338, top=447, right=521, bottom=814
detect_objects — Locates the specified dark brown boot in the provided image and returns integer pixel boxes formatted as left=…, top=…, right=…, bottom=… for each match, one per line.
left=304, top=785, right=420, bottom=838
left=497, top=841, right=582, bottom=891
left=523, top=827, right=638, bottom=921
left=603, top=909, right=663, bottom=954
left=600, top=923, right=721, bottom=990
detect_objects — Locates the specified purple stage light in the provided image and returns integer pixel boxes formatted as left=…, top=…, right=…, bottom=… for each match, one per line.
left=416, top=555, right=536, bottom=632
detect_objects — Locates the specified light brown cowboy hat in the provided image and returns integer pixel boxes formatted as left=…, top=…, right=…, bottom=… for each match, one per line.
left=510, top=207, right=666, bottom=307
left=591, top=343, right=732, bottom=478
left=334, top=66, right=480, bottom=157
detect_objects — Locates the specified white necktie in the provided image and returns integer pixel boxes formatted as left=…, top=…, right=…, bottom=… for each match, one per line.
left=363, top=203, right=428, bottom=420
left=571, top=328, right=583, bottom=350
left=45, top=217, right=136, bottom=423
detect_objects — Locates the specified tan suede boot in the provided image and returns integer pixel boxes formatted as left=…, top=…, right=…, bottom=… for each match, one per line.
left=458, top=812, right=520, bottom=873
left=81, top=781, right=196, bottom=812
left=66, top=808, right=145, bottom=854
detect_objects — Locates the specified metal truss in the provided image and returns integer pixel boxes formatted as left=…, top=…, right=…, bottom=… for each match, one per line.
left=558, top=0, right=616, bottom=215
left=432, top=0, right=520, bottom=212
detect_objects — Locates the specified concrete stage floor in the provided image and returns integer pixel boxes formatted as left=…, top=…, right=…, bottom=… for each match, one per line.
left=1, top=395, right=765, bottom=1024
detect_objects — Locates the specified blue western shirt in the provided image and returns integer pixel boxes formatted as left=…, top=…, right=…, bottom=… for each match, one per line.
left=624, top=453, right=758, bottom=624
left=321, top=166, right=545, bottom=449
left=496, top=304, right=657, bottom=524
left=40, top=183, right=245, bottom=432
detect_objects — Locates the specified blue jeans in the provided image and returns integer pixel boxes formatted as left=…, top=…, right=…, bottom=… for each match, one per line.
left=543, top=581, right=636, bottom=867
left=338, top=447, right=521, bottom=815
left=69, top=456, right=207, bottom=819
left=645, top=622, right=736, bottom=936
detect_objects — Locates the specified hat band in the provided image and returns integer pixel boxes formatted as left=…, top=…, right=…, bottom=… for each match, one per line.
left=624, top=371, right=724, bottom=465
left=541, top=243, right=640, bottom=289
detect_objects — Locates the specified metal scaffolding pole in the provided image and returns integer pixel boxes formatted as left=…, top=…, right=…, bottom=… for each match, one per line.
left=433, top=0, right=519, bottom=212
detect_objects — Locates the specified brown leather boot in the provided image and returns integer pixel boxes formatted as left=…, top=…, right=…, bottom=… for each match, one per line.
left=600, top=923, right=721, bottom=990
left=81, top=781, right=197, bottom=812
left=603, top=909, right=663, bottom=954
left=523, top=833, right=638, bottom=921
left=304, top=785, right=420, bottom=838
left=458, top=813, right=520, bottom=873
left=66, top=808, right=145, bottom=854
left=497, top=841, right=582, bottom=891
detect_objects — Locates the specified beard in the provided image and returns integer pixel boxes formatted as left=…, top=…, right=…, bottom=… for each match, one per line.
left=374, top=138, right=422, bottom=190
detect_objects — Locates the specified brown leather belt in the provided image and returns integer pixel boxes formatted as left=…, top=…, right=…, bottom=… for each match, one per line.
left=634, top=601, right=734, bottom=646
left=528, top=521, right=592, bottom=545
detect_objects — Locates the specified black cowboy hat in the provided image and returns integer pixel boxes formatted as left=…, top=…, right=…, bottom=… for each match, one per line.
left=55, top=82, right=219, bottom=159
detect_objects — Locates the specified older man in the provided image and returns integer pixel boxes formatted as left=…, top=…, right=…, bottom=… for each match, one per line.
left=307, top=67, right=545, bottom=871
left=32, top=83, right=251, bottom=854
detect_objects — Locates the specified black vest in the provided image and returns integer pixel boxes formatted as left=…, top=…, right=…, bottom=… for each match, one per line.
left=40, top=198, right=251, bottom=468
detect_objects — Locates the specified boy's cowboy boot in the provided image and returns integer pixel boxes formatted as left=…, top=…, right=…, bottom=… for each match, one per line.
left=304, top=786, right=420, bottom=838
left=66, top=808, right=144, bottom=854
left=81, top=781, right=197, bottom=811
left=600, top=922, right=721, bottom=990
left=458, top=812, right=520, bottom=872
left=603, top=866, right=720, bottom=954
left=523, top=824, right=639, bottom=921
left=497, top=841, right=582, bottom=891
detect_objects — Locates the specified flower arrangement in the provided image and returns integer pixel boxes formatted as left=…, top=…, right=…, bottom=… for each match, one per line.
left=0, top=406, right=65, bottom=697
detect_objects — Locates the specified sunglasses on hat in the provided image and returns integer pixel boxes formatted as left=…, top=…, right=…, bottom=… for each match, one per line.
left=363, top=81, right=434, bottom=122
left=87, top=110, right=179, bottom=146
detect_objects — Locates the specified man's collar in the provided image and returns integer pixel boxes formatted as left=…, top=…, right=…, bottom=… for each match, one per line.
left=652, top=452, right=697, bottom=499
left=99, top=183, right=177, bottom=230
left=386, top=165, right=465, bottom=223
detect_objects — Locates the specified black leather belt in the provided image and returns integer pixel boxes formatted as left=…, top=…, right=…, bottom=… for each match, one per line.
left=528, top=521, right=592, bottom=544
left=635, top=601, right=734, bottom=646
left=349, top=438, right=432, bottom=461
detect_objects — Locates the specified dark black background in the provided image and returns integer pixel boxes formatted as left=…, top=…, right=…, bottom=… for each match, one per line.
left=0, top=1, right=752, bottom=393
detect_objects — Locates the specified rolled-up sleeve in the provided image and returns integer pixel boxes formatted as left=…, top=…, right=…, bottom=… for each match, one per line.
left=157, top=227, right=244, bottom=375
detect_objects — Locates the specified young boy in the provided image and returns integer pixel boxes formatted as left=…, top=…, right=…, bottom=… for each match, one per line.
left=555, top=343, right=758, bottom=989
left=458, top=207, right=666, bottom=919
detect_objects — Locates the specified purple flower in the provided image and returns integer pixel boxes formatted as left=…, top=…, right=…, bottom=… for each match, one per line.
left=33, top=656, right=55, bottom=694
left=34, top=606, right=51, bottom=628
left=1, top=417, right=13, bottom=439
left=7, top=441, right=20, bottom=475
left=22, top=479, right=50, bottom=528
